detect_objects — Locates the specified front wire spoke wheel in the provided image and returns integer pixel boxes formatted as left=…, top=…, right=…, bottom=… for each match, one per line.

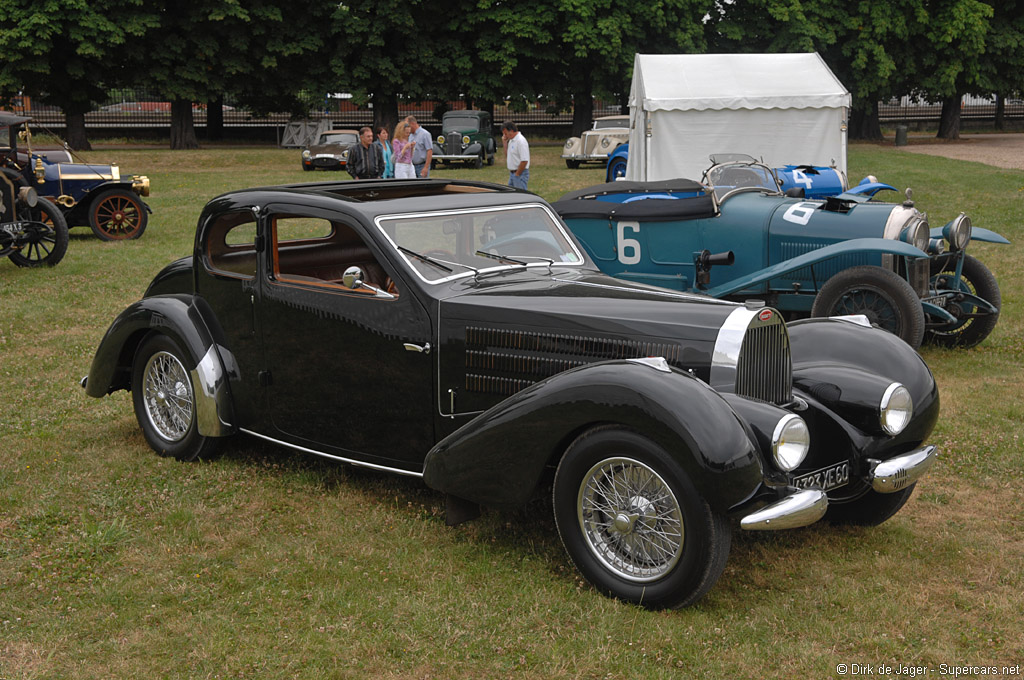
left=579, top=457, right=684, bottom=582
left=142, top=350, right=194, bottom=442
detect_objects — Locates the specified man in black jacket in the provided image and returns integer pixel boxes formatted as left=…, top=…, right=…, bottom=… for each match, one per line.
left=347, top=127, right=385, bottom=179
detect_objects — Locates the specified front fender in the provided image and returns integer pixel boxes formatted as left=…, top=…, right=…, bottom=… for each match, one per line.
left=703, top=238, right=928, bottom=297
left=423, top=359, right=764, bottom=511
left=464, top=142, right=482, bottom=156
left=929, top=225, right=1010, bottom=245
left=84, top=295, right=235, bottom=436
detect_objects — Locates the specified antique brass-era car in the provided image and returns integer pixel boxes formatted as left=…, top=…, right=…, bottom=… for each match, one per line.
left=83, top=178, right=939, bottom=608
left=1, top=111, right=151, bottom=241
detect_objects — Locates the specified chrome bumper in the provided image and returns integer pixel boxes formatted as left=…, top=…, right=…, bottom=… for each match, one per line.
left=740, top=488, right=827, bottom=530
left=868, top=445, right=938, bottom=493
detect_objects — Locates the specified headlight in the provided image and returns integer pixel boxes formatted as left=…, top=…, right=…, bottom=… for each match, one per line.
left=942, top=213, right=972, bottom=251
left=18, top=186, right=38, bottom=208
left=880, top=383, right=913, bottom=436
left=899, top=218, right=929, bottom=251
left=302, top=150, right=311, bottom=159
left=772, top=414, right=810, bottom=471
left=565, top=139, right=573, bottom=149
left=601, top=137, right=611, bottom=148
left=341, top=150, right=349, bottom=159
left=437, top=135, right=445, bottom=144
left=462, top=135, right=470, bottom=145
left=926, top=237, right=946, bottom=255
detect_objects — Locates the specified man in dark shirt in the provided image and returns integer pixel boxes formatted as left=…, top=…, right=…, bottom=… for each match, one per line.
left=347, top=127, right=385, bottom=179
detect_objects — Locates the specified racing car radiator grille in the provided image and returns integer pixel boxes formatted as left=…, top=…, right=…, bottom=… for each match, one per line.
left=463, top=326, right=681, bottom=396
left=735, top=321, right=792, bottom=404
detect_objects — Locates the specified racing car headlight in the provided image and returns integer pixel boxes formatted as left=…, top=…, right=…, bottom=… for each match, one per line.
left=880, top=383, right=913, bottom=436
left=772, top=414, right=810, bottom=472
left=900, top=218, right=930, bottom=252
left=302, top=149, right=311, bottom=159
left=942, top=213, right=972, bottom=252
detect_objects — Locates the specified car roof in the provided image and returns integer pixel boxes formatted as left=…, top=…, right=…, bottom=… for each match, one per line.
left=443, top=110, right=488, bottom=117
left=213, top=179, right=535, bottom=219
left=0, top=111, right=32, bottom=127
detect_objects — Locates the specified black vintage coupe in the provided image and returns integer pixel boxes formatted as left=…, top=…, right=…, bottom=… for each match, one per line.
left=83, top=179, right=939, bottom=609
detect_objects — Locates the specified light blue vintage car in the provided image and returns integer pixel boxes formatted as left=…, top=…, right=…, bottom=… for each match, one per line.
left=555, top=155, right=1008, bottom=348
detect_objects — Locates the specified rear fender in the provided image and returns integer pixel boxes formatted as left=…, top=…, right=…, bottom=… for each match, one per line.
left=703, top=238, right=928, bottom=297
left=422, top=359, right=763, bottom=511
left=83, top=294, right=236, bottom=437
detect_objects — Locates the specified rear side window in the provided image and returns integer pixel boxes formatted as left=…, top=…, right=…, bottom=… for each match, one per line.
left=206, top=211, right=258, bottom=279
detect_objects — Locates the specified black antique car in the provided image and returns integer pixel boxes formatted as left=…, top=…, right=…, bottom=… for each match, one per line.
left=1, top=111, right=151, bottom=241
left=431, top=110, right=496, bottom=168
left=82, top=179, right=939, bottom=609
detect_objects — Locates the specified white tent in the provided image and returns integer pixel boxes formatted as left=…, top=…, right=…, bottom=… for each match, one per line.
left=625, top=53, right=851, bottom=182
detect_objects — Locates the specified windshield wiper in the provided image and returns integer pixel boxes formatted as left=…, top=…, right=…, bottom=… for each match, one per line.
left=475, top=250, right=527, bottom=265
left=397, top=245, right=453, bottom=273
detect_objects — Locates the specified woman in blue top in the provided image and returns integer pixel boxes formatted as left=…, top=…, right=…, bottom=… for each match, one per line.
left=374, top=126, right=395, bottom=179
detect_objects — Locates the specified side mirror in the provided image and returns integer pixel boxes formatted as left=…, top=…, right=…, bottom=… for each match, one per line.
left=342, top=266, right=365, bottom=289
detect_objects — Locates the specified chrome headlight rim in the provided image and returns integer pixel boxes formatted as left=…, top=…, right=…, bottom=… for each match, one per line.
left=771, top=414, right=810, bottom=472
left=900, top=217, right=930, bottom=252
left=880, top=383, right=913, bottom=436
left=301, top=149, right=311, bottom=159
left=943, top=213, right=972, bottom=252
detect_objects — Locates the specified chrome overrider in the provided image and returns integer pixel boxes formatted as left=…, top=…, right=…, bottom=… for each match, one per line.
left=741, top=444, right=939, bottom=530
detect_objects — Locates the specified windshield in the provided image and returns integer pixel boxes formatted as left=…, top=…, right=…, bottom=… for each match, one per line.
left=705, top=162, right=779, bottom=201
left=377, top=205, right=584, bottom=283
left=442, top=116, right=482, bottom=133
left=317, top=132, right=358, bottom=146
left=593, top=118, right=627, bottom=130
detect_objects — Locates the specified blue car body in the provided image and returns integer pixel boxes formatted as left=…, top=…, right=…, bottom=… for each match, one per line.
left=556, top=157, right=1007, bottom=349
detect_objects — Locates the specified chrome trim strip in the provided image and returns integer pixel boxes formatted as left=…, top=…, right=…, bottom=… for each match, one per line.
left=626, top=356, right=671, bottom=373
left=829, top=314, right=872, bottom=327
left=740, top=488, right=828, bottom=530
left=868, top=445, right=937, bottom=493
left=238, top=428, right=424, bottom=478
left=550, top=277, right=733, bottom=304
left=189, top=345, right=233, bottom=437
left=710, top=307, right=759, bottom=392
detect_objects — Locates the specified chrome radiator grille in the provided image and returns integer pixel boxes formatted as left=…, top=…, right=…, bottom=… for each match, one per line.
left=582, top=134, right=601, bottom=155
left=712, top=307, right=792, bottom=404
left=736, top=320, right=792, bottom=403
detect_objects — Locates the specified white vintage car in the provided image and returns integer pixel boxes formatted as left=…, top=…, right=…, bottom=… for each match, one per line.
left=561, top=115, right=629, bottom=169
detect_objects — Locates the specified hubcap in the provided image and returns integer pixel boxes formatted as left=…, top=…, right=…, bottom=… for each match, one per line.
left=142, top=350, right=194, bottom=442
left=577, top=457, right=684, bottom=582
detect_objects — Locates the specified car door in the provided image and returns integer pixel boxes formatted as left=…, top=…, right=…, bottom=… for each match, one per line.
left=256, top=203, right=435, bottom=471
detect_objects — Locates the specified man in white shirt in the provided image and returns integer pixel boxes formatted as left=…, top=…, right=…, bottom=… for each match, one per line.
left=406, top=115, right=434, bottom=178
left=501, top=121, right=530, bottom=190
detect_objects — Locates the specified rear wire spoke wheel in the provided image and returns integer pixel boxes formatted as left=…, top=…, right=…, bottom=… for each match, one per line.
left=607, top=158, right=627, bottom=181
left=553, top=426, right=731, bottom=609
left=925, top=254, right=1000, bottom=348
left=8, top=199, right=69, bottom=268
left=89, top=188, right=148, bottom=241
left=811, top=265, right=925, bottom=348
left=131, top=334, right=220, bottom=461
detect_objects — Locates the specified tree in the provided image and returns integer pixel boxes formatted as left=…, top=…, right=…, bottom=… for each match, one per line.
left=0, top=0, right=154, bottom=150
left=975, top=0, right=1024, bottom=130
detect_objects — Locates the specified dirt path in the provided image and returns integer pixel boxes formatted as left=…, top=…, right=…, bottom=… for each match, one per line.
left=896, top=133, right=1024, bottom=170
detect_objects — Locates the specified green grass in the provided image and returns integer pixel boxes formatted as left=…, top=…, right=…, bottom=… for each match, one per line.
left=2, top=142, right=1023, bottom=679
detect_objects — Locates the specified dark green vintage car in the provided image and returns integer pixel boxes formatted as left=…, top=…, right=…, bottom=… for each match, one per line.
left=431, top=110, right=495, bottom=168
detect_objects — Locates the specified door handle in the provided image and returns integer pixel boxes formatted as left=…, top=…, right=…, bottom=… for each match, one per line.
left=403, top=342, right=431, bottom=354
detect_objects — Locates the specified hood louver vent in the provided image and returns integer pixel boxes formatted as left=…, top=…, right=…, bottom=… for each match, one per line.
left=464, top=326, right=681, bottom=396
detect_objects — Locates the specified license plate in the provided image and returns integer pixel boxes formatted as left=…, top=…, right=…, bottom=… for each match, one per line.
left=793, top=462, right=850, bottom=491
left=922, top=294, right=947, bottom=308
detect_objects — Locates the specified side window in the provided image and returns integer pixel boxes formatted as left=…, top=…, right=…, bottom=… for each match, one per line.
left=206, top=211, right=258, bottom=279
left=272, top=215, right=399, bottom=297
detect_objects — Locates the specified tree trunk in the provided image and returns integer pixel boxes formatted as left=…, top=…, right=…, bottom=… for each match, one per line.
left=937, top=94, right=961, bottom=139
left=374, top=92, right=399, bottom=137
left=571, top=93, right=593, bottom=137
left=994, top=93, right=1005, bottom=130
left=207, top=95, right=224, bottom=141
left=170, top=99, right=199, bottom=150
left=848, top=101, right=882, bottom=140
left=64, top=110, right=92, bottom=151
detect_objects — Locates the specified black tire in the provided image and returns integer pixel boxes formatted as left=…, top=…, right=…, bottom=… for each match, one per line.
left=553, top=426, right=731, bottom=609
left=302, top=163, right=314, bottom=172
left=88, top=188, right=148, bottom=240
left=811, top=265, right=925, bottom=348
left=131, top=334, right=221, bottom=462
left=925, top=254, right=1000, bottom=348
left=607, top=158, right=627, bottom=182
left=474, top=154, right=483, bottom=169
left=825, top=484, right=916, bottom=526
left=565, top=159, right=580, bottom=169
left=486, top=154, right=494, bottom=166
left=8, top=199, right=69, bottom=268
